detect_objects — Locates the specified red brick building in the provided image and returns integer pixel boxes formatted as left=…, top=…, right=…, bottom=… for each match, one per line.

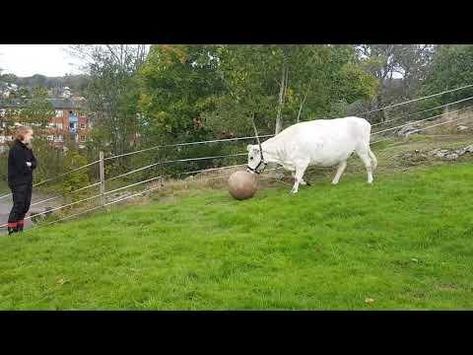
left=46, top=98, right=91, bottom=148
left=0, top=98, right=91, bottom=153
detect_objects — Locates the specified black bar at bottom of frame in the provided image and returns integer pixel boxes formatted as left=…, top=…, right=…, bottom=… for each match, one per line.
left=0, top=311, right=471, bottom=338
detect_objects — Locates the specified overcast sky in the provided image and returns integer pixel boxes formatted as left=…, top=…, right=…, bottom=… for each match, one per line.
left=0, top=45, right=85, bottom=77
left=1, top=45, right=404, bottom=79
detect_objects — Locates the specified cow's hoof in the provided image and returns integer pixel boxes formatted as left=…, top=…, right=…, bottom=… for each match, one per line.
left=306, top=181, right=311, bottom=187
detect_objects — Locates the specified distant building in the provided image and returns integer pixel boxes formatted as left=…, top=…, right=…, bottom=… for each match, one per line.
left=0, top=97, right=91, bottom=153
left=0, top=83, right=18, bottom=99
left=62, top=86, right=72, bottom=99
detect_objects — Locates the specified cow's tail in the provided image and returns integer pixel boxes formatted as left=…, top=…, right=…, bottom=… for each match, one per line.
left=362, top=118, right=378, bottom=171
left=368, top=147, right=377, bottom=170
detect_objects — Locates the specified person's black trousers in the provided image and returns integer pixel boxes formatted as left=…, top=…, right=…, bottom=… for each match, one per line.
left=8, top=183, right=32, bottom=232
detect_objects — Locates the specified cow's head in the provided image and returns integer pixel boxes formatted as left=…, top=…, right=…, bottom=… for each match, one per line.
left=246, top=144, right=267, bottom=174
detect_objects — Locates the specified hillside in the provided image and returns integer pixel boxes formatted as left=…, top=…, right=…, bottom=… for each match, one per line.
left=1, top=74, right=89, bottom=96
left=0, top=159, right=472, bottom=309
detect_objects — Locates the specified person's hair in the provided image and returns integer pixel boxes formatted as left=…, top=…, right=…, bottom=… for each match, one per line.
left=15, top=125, right=33, bottom=141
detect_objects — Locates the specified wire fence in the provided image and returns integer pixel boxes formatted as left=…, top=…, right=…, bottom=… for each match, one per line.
left=370, top=95, right=473, bottom=127
left=103, top=134, right=275, bottom=161
left=370, top=115, right=471, bottom=146
left=359, top=83, right=473, bottom=116
left=2, top=85, right=473, bottom=232
left=372, top=106, right=470, bottom=136
left=3, top=85, right=471, bottom=199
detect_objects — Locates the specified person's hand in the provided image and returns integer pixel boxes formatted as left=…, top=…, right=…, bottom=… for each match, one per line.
left=26, top=162, right=32, bottom=167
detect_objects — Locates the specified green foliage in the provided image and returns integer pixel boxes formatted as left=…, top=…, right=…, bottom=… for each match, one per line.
left=0, top=72, right=17, bottom=83
left=418, top=45, right=473, bottom=110
left=17, top=87, right=31, bottom=99
left=0, top=87, right=54, bottom=129
left=136, top=45, right=234, bottom=174
left=75, top=44, right=379, bottom=172
left=20, top=87, right=55, bottom=127
left=83, top=45, right=146, bottom=157
left=60, top=149, right=90, bottom=196
left=30, top=137, right=64, bottom=186
left=204, top=45, right=377, bottom=133
left=138, top=45, right=226, bottom=142
left=355, top=45, right=436, bottom=121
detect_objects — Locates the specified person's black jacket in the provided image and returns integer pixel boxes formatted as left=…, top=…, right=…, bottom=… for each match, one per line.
left=8, top=139, right=37, bottom=187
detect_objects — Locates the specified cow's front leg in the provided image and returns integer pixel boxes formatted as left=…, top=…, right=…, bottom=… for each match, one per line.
left=291, top=171, right=310, bottom=186
left=291, top=164, right=309, bottom=194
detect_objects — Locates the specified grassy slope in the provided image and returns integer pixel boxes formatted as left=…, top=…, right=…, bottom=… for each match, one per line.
left=0, top=160, right=472, bottom=310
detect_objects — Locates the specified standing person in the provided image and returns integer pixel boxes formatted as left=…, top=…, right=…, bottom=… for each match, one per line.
left=7, top=126, right=37, bottom=235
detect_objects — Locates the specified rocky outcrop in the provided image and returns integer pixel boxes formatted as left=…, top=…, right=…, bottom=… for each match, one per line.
left=400, top=144, right=473, bottom=163
left=397, top=122, right=423, bottom=137
left=397, top=121, right=470, bottom=137
left=428, top=144, right=473, bottom=160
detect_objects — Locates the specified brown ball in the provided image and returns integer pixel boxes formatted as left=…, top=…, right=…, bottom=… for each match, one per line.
left=228, top=170, right=258, bottom=200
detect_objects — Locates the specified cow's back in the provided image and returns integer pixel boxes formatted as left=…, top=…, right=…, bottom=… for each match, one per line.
left=270, top=116, right=371, bottom=167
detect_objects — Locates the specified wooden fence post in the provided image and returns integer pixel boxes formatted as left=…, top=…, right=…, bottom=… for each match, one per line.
left=99, top=151, right=105, bottom=207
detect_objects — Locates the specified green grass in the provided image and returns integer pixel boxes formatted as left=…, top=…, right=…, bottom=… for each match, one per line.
left=1, top=161, right=473, bottom=309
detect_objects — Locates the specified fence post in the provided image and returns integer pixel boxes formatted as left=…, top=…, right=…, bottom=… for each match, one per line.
left=99, top=151, right=105, bottom=207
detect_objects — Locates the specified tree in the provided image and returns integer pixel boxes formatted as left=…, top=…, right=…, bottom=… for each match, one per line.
left=403, top=45, right=473, bottom=120
left=394, top=45, right=436, bottom=96
left=70, top=45, right=378, bottom=177
left=17, top=87, right=31, bottom=99
left=71, top=45, right=147, bottom=159
left=61, top=148, right=90, bottom=196
left=204, top=45, right=377, bottom=135
left=21, top=87, right=55, bottom=127
left=28, top=136, right=64, bottom=189
left=420, top=45, right=473, bottom=100
left=138, top=45, right=225, bottom=142
left=0, top=72, right=17, bottom=84
left=355, top=45, right=436, bottom=120
left=202, top=45, right=281, bottom=136
left=0, top=87, right=54, bottom=134
left=136, top=45, right=234, bottom=175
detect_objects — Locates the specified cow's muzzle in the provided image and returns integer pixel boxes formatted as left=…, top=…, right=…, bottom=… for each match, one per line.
left=247, top=160, right=267, bottom=175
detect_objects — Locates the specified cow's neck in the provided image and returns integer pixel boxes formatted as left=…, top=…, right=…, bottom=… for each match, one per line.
left=261, top=141, right=281, bottom=164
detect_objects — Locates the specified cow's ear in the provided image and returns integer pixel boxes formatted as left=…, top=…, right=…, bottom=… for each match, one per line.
left=247, top=144, right=253, bottom=152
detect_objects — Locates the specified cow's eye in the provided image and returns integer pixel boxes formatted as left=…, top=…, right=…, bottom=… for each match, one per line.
left=250, top=157, right=253, bottom=160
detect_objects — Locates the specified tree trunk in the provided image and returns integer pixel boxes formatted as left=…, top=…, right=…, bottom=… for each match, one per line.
left=296, top=90, right=309, bottom=123
left=375, top=89, right=385, bottom=123
left=275, top=58, right=289, bottom=134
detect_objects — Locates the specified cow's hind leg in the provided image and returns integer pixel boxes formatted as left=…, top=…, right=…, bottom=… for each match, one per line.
left=368, top=147, right=377, bottom=171
left=332, top=160, right=347, bottom=185
left=356, top=149, right=374, bottom=184
left=291, top=163, right=309, bottom=194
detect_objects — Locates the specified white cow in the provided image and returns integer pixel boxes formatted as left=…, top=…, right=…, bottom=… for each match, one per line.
left=246, top=116, right=377, bottom=193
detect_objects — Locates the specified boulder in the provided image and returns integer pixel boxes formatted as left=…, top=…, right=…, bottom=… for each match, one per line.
left=445, top=153, right=459, bottom=160
left=464, top=145, right=473, bottom=153
left=428, top=144, right=473, bottom=160
left=397, top=123, right=419, bottom=137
